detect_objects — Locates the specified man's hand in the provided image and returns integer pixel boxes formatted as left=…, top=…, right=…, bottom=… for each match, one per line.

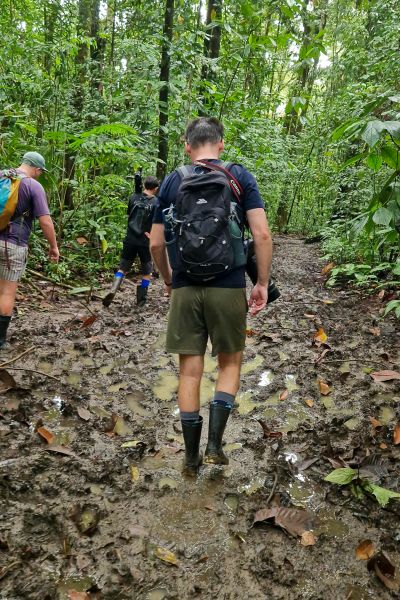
left=164, top=282, right=172, bottom=297
left=48, top=246, right=60, bottom=262
left=248, top=283, right=268, bottom=315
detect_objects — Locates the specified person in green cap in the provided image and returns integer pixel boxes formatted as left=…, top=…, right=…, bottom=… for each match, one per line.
left=0, top=151, right=59, bottom=348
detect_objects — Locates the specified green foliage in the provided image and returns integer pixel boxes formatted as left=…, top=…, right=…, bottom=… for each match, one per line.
left=325, top=468, right=400, bottom=507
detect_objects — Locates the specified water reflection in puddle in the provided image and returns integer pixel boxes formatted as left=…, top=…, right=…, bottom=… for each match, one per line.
left=285, top=374, right=298, bottom=391
left=236, top=391, right=256, bottom=415
left=152, top=371, right=178, bottom=401
left=258, top=370, right=273, bottom=387
left=238, top=476, right=265, bottom=495
left=57, top=576, right=95, bottom=599
left=126, top=392, right=149, bottom=417
left=241, top=354, right=263, bottom=375
left=148, top=590, right=168, bottom=600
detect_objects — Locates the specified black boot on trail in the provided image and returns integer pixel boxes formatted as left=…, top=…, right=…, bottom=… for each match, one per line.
left=204, top=404, right=230, bottom=465
left=103, top=275, right=124, bottom=307
left=181, top=416, right=203, bottom=475
left=0, top=315, right=11, bottom=349
left=136, top=285, right=148, bottom=307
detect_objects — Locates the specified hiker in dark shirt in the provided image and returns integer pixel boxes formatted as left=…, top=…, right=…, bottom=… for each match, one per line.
left=150, top=117, right=273, bottom=475
left=0, top=151, right=59, bottom=348
left=103, top=175, right=159, bottom=308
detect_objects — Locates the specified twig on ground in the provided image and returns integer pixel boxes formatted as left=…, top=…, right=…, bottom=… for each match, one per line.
left=265, top=472, right=279, bottom=505
left=0, top=560, right=20, bottom=581
left=25, top=280, right=47, bottom=299
left=0, top=346, right=35, bottom=368
left=1, top=367, right=59, bottom=381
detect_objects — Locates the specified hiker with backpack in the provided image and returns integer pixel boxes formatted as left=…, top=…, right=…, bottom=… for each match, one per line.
left=103, top=174, right=159, bottom=308
left=150, top=117, right=273, bottom=475
left=0, top=152, right=59, bottom=348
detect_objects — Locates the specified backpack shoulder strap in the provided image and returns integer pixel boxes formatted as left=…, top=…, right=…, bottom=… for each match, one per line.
left=194, top=160, right=243, bottom=204
left=176, top=165, right=193, bottom=180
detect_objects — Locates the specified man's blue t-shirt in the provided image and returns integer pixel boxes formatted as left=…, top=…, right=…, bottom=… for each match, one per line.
left=152, top=159, right=265, bottom=288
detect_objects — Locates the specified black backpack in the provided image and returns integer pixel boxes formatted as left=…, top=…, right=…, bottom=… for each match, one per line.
left=128, top=194, right=153, bottom=237
left=169, top=160, right=246, bottom=282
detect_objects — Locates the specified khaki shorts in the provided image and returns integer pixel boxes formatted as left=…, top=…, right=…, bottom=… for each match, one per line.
left=166, top=286, right=247, bottom=356
left=0, top=241, right=28, bottom=282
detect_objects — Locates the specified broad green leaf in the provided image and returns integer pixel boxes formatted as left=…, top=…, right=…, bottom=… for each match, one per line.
left=101, top=238, right=108, bottom=253
left=324, top=468, right=357, bottom=485
left=384, top=299, right=400, bottom=316
left=361, top=120, right=384, bottom=148
left=381, top=145, right=400, bottom=170
left=331, top=119, right=363, bottom=142
left=339, top=153, right=365, bottom=171
left=372, top=207, right=393, bottom=226
left=366, top=152, right=382, bottom=171
left=363, top=483, right=400, bottom=507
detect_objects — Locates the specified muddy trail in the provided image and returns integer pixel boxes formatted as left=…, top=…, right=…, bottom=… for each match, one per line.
left=0, top=235, right=399, bottom=600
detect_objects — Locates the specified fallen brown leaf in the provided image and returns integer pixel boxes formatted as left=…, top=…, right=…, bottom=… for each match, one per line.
left=317, top=378, right=331, bottom=395
left=305, top=399, right=314, bottom=408
left=37, top=427, right=55, bottom=445
left=279, top=389, right=289, bottom=401
left=368, top=327, right=381, bottom=337
left=68, top=592, right=91, bottom=600
left=394, top=423, right=400, bottom=445
left=77, top=407, right=91, bottom=421
left=45, top=445, right=77, bottom=457
left=76, top=237, right=88, bottom=245
left=256, top=419, right=283, bottom=439
left=81, top=315, right=97, bottom=329
left=370, top=370, right=400, bottom=382
left=321, top=262, right=335, bottom=275
left=155, top=546, right=179, bottom=566
left=369, top=417, right=382, bottom=429
left=380, top=443, right=388, bottom=450
left=314, top=328, right=328, bottom=343
left=253, top=507, right=315, bottom=537
left=367, top=551, right=399, bottom=591
left=301, top=531, right=316, bottom=546
left=0, top=370, right=17, bottom=394
left=356, top=539, right=375, bottom=560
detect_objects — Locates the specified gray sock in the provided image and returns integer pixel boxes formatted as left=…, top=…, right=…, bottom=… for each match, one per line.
left=180, top=410, right=200, bottom=423
left=211, top=391, right=235, bottom=410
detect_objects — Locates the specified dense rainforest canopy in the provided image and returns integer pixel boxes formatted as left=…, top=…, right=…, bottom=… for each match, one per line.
left=0, top=0, right=399, bottom=314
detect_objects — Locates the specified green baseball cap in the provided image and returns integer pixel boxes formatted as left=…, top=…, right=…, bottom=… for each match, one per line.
left=22, top=151, right=49, bottom=172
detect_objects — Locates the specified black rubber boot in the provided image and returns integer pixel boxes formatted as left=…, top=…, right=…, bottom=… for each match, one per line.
left=103, top=274, right=124, bottom=307
left=204, top=404, right=230, bottom=465
left=136, top=285, right=148, bottom=307
left=0, top=315, right=11, bottom=348
left=181, top=416, right=203, bottom=475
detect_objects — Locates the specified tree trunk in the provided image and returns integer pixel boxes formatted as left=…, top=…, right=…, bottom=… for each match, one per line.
left=157, top=0, right=175, bottom=181
left=199, top=0, right=222, bottom=114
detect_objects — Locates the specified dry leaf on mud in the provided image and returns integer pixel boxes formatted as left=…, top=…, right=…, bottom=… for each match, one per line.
left=301, top=531, right=316, bottom=546
left=121, top=440, right=145, bottom=448
left=356, top=540, right=376, bottom=560
left=370, top=370, right=400, bottom=382
left=253, top=507, right=315, bottom=538
left=0, top=369, right=17, bottom=393
left=321, top=262, right=335, bottom=275
left=76, top=237, right=88, bottom=245
left=369, top=417, right=382, bottom=429
left=394, top=424, right=400, bottom=445
left=68, top=592, right=90, bottom=600
left=77, top=407, right=91, bottom=421
left=37, top=426, right=55, bottom=444
left=279, top=389, right=289, bottom=401
left=322, top=299, right=334, bottom=304
left=368, top=327, right=380, bottom=336
left=256, top=419, right=283, bottom=439
left=380, top=443, right=388, bottom=450
left=130, top=466, right=140, bottom=482
left=80, top=315, right=97, bottom=329
left=155, top=546, right=179, bottom=566
left=367, top=551, right=400, bottom=591
left=317, top=379, right=331, bottom=395
left=246, top=328, right=257, bottom=337
left=314, top=328, right=328, bottom=344
left=45, top=445, right=77, bottom=457
left=305, top=399, right=314, bottom=408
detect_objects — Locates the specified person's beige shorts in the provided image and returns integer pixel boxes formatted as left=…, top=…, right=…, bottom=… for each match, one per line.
left=0, top=241, right=28, bottom=281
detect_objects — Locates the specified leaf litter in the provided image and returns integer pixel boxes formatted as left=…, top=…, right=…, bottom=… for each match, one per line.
left=253, top=507, right=316, bottom=539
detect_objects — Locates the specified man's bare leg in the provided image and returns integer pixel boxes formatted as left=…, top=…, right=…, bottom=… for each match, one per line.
left=0, top=280, right=18, bottom=347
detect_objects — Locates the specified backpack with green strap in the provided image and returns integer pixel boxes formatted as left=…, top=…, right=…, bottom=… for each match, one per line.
left=0, top=169, right=27, bottom=232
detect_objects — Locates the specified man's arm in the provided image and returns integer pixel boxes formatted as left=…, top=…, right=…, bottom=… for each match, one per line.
left=38, top=215, right=60, bottom=262
left=150, top=223, right=172, bottom=294
left=246, top=208, right=273, bottom=315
